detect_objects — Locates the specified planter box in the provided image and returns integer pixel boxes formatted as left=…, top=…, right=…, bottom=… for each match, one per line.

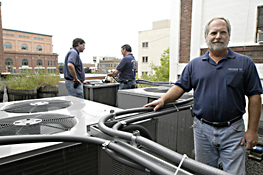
left=37, top=86, right=58, bottom=98
left=7, top=88, right=37, bottom=102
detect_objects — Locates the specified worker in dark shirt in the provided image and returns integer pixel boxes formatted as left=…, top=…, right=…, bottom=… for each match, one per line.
left=64, top=38, right=88, bottom=98
left=108, top=44, right=137, bottom=90
left=144, top=17, right=262, bottom=175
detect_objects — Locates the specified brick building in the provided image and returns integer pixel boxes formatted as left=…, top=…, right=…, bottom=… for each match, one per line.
left=2, top=28, right=58, bottom=74
left=0, top=2, right=58, bottom=74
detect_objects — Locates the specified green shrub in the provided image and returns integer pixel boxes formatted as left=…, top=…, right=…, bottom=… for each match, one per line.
left=37, top=71, right=61, bottom=87
left=7, top=70, right=38, bottom=90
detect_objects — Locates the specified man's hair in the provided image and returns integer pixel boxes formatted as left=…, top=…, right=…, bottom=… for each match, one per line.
left=72, top=38, right=85, bottom=47
left=121, top=44, right=132, bottom=52
left=204, top=17, right=231, bottom=36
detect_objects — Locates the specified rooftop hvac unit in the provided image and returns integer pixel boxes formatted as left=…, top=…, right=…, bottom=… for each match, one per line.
left=257, top=31, right=263, bottom=44
left=0, top=96, right=125, bottom=175
left=58, top=81, right=119, bottom=106
left=118, top=87, right=195, bottom=158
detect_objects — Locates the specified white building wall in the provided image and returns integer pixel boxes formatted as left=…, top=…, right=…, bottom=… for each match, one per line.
left=138, top=21, right=170, bottom=77
left=171, top=0, right=263, bottom=82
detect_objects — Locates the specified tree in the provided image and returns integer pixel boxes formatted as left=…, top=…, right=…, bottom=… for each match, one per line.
left=58, top=65, right=64, bottom=74
left=139, top=48, right=169, bottom=85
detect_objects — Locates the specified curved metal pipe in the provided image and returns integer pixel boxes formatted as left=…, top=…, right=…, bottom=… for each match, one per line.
left=135, top=136, right=232, bottom=175
left=0, top=135, right=175, bottom=175
left=98, top=106, right=232, bottom=175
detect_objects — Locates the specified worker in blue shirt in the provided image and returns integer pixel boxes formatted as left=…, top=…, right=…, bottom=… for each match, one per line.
left=145, top=17, right=262, bottom=175
left=64, top=38, right=88, bottom=98
left=108, top=44, right=137, bottom=90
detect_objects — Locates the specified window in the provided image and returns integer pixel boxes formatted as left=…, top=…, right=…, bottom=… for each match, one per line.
left=142, top=56, right=148, bottom=63
left=54, top=61, right=55, bottom=66
left=257, top=6, right=263, bottom=42
left=51, top=61, right=52, bottom=66
left=19, top=35, right=22, bottom=38
left=142, top=71, right=148, bottom=75
left=48, top=60, right=49, bottom=66
left=6, top=67, right=15, bottom=73
left=6, top=34, right=9, bottom=36
left=101, top=64, right=110, bottom=67
left=142, top=42, right=148, bottom=48
left=10, top=34, right=14, bottom=36
left=36, top=45, right=42, bottom=51
left=37, top=59, right=42, bottom=66
left=4, top=42, right=12, bottom=49
left=21, top=44, right=28, bottom=50
left=22, top=59, right=28, bottom=65
left=5, top=58, right=13, bottom=65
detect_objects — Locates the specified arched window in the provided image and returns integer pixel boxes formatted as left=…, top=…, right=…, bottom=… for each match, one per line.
left=37, top=59, right=42, bottom=66
left=22, top=59, right=28, bottom=66
left=21, top=44, right=28, bottom=50
left=36, top=45, right=42, bottom=51
left=4, top=42, right=12, bottom=49
left=5, top=58, right=13, bottom=65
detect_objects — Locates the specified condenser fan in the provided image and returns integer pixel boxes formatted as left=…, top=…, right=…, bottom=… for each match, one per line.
left=0, top=113, right=77, bottom=135
left=2, top=99, right=72, bottom=113
left=144, top=87, right=169, bottom=93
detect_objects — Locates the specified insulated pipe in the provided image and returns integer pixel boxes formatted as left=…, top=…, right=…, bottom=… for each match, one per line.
left=120, top=124, right=153, bottom=140
left=100, top=105, right=191, bottom=140
left=135, top=136, right=233, bottom=175
left=0, top=135, right=175, bottom=175
left=112, top=105, right=192, bottom=130
left=99, top=106, right=232, bottom=175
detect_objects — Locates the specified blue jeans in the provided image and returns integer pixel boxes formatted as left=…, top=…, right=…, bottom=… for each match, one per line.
left=192, top=117, right=246, bottom=175
left=65, top=79, right=84, bottom=99
left=119, top=80, right=137, bottom=90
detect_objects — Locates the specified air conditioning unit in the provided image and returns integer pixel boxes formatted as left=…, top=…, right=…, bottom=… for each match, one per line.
left=257, top=31, right=263, bottom=44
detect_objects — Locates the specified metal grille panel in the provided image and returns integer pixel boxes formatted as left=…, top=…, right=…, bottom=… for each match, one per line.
left=0, top=113, right=77, bottom=135
left=2, top=99, right=72, bottom=113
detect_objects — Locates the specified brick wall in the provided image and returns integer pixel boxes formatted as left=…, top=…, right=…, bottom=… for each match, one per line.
left=201, top=45, right=263, bottom=63
left=179, top=0, right=192, bottom=63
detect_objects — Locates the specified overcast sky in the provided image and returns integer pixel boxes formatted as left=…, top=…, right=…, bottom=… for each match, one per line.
left=1, top=0, right=171, bottom=63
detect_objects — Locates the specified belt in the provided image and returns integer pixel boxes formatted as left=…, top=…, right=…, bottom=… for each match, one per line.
left=65, top=78, right=73, bottom=81
left=195, top=115, right=242, bottom=128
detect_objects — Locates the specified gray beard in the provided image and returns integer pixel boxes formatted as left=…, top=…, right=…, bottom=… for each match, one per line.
left=207, top=40, right=229, bottom=51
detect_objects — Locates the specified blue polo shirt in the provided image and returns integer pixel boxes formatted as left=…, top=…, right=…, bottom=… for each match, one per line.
left=117, top=54, right=136, bottom=82
left=175, top=48, right=263, bottom=122
left=64, top=47, right=85, bottom=82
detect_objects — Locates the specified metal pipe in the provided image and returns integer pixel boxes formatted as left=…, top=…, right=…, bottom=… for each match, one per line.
left=98, top=106, right=233, bottom=175
left=0, top=135, right=176, bottom=175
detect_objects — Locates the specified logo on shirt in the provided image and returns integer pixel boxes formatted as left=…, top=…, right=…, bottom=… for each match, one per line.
left=228, top=68, right=242, bottom=72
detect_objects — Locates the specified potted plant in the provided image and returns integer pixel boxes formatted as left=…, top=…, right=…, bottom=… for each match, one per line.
left=6, top=70, right=38, bottom=101
left=36, top=71, right=61, bottom=98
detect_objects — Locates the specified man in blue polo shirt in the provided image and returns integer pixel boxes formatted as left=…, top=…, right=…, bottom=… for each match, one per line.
left=64, top=38, right=87, bottom=98
left=145, top=17, right=262, bottom=175
left=108, top=44, right=137, bottom=90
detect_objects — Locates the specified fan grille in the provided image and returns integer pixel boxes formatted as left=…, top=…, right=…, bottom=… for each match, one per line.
left=0, top=113, right=77, bottom=135
left=2, top=99, right=72, bottom=113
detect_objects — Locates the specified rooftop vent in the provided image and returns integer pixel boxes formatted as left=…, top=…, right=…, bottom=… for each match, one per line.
left=2, top=99, right=72, bottom=113
left=0, top=113, right=77, bottom=135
